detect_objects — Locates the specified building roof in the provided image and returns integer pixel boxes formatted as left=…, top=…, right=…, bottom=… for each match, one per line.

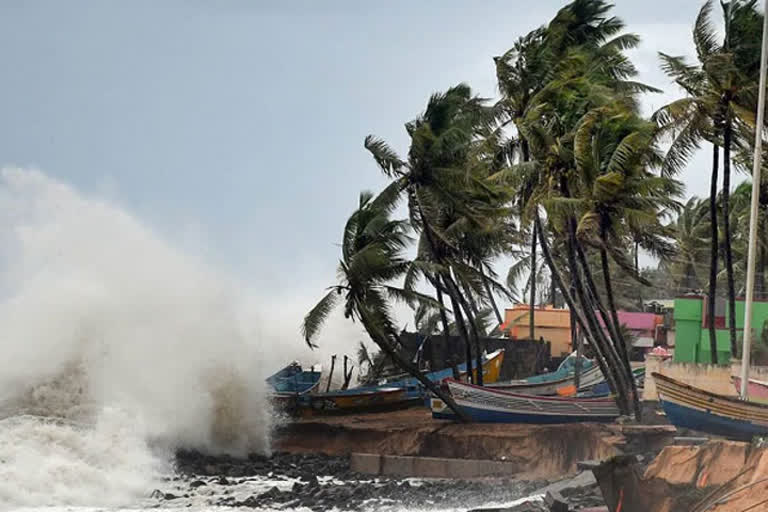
left=597, top=311, right=658, bottom=331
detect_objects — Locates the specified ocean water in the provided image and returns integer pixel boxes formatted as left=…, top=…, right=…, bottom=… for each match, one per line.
left=0, top=168, right=274, bottom=511
left=0, top=168, right=537, bottom=512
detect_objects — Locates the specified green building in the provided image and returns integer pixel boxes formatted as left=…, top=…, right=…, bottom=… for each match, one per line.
left=673, top=296, right=768, bottom=364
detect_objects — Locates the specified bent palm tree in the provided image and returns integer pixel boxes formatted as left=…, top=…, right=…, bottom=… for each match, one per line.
left=301, top=190, right=469, bottom=421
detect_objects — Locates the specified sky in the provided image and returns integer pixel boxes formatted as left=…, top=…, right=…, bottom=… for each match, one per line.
left=0, top=1, right=733, bottom=365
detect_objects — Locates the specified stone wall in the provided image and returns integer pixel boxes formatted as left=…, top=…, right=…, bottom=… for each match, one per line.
left=643, top=354, right=768, bottom=400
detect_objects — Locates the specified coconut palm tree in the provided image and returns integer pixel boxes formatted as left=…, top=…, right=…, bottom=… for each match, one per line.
left=564, top=105, right=683, bottom=417
left=655, top=0, right=763, bottom=361
left=301, top=190, right=469, bottom=421
left=492, top=0, right=661, bottom=416
left=365, top=84, right=512, bottom=386
left=662, top=197, right=711, bottom=293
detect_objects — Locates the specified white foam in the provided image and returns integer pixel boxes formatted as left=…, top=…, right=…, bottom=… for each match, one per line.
left=0, top=168, right=275, bottom=508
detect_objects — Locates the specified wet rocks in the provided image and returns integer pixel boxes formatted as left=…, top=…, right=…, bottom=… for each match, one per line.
left=175, top=450, right=354, bottom=480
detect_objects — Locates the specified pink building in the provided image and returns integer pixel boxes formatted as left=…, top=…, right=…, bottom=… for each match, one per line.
left=596, top=311, right=663, bottom=348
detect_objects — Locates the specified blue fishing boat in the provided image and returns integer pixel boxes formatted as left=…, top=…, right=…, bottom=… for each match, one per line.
left=266, top=362, right=322, bottom=395
left=431, top=378, right=620, bottom=423
left=653, top=372, right=768, bottom=441
left=383, top=348, right=505, bottom=400
left=487, top=353, right=599, bottom=395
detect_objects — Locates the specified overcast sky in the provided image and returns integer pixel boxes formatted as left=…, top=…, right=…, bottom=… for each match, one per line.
left=0, top=1, right=732, bottom=363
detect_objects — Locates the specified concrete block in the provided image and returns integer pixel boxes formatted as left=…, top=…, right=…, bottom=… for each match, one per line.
left=350, top=453, right=520, bottom=479
left=673, top=436, right=709, bottom=445
left=350, top=453, right=382, bottom=475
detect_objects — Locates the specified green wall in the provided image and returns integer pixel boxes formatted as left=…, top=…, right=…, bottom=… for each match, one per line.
left=673, top=297, right=768, bottom=364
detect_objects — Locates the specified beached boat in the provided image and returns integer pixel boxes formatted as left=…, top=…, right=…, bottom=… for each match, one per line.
left=297, top=386, right=408, bottom=416
left=431, top=379, right=621, bottom=423
left=266, top=361, right=322, bottom=395
left=653, top=372, right=768, bottom=440
left=732, top=375, right=768, bottom=403
left=295, top=349, right=506, bottom=416
left=562, top=366, right=646, bottom=398
left=384, top=348, right=505, bottom=401
left=490, top=361, right=603, bottom=396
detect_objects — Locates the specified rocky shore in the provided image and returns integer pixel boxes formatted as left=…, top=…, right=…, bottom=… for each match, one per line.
left=168, top=450, right=560, bottom=511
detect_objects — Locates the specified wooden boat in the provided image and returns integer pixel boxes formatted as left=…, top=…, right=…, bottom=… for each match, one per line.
left=431, top=379, right=620, bottom=423
left=560, top=366, right=646, bottom=397
left=653, top=372, right=768, bottom=440
left=732, top=376, right=768, bottom=404
left=297, top=386, right=407, bottom=416
left=266, top=362, right=322, bottom=395
left=294, top=349, right=506, bottom=416
left=385, top=348, right=505, bottom=399
left=490, top=363, right=603, bottom=396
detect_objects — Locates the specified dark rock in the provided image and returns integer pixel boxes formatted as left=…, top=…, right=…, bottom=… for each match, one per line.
left=189, top=480, right=207, bottom=488
left=163, top=493, right=179, bottom=501
left=217, top=476, right=231, bottom=486
left=544, top=490, right=568, bottom=512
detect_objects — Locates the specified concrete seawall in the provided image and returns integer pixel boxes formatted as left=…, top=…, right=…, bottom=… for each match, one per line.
left=350, top=453, right=523, bottom=479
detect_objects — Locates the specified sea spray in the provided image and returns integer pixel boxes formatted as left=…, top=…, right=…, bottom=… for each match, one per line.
left=0, top=167, right=274, bottom=507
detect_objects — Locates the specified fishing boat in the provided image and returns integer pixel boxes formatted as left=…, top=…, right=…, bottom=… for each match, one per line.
left=295, top=349, right=506, bottom=416
left=561, top=366, right=646, bottom=398
left=385, top=348, right=505, bottom=400
left=489, top=359, right=603, bottom=396
left=297, top=386, right=408, bottom=416
left=431, top=378, right=621, bottom=423
left=732, top=376, right=768, bottom=403
left=266, top=362, right=322, bottom=395
left=653, top=372, right=768, bottom=440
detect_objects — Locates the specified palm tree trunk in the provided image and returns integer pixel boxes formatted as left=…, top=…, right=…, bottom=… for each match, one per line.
left=481, top=268, right=504, bottom=326
left=722, top=113, right=738, bottom=358
left=446, top=284, right=474, bottom=384
left=413, top=196, right=477, bottom=380
left=458, top=276, right=485, bottom=386
left=708, top=142, right=720, bottom=364
left=600, top=244, right=642, bottom=420
left=569, top=240, right=632, bottom=414
left=432, top=276, right=455, bottom=372
left=359, top=308, right=471, bottom=422
left=326, top=355, right=337, bottom=392
left=571, top=229, right=635, bottom=401
left=529, top=222, right=538, bottom=340
left=551, top=274, right=557, bottom=308
left=572, top=287, right=581, bottom=391
left=558, top=176, right=631, bottom=413
left=535, top=214, right=623, bottom=411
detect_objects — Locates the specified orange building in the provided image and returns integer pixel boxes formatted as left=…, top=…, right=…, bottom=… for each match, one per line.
left=502, top=305, right=572, bottom=356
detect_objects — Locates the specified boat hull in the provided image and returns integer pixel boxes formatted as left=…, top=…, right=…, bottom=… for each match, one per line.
left=298, top=388, right=408, bottom=416
left=490, top=364, right=604, bottom=396
left=296, top=350, right=505, bottom=416
left=653, top=372, right=768, bottom=441
left=660, top=398, right=768, bottom=440
left=432, top=379, right=620, bottom=424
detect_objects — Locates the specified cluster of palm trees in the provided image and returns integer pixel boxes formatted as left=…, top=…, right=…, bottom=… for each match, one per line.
left=302, top=0, right=768, bottom=421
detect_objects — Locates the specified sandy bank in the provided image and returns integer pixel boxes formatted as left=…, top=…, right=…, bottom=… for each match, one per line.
left=273, top=408, right=674, bottom=481
left=594, top=440, right=768, bottom=512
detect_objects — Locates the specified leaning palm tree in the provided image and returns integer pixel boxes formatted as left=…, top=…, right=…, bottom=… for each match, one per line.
left=565, top=105, right=682, bottom=417
left=498, top=0, right=660, bottom=416
left=302, top=190, right=469, bottom=421
left=365, top=84, right=512, bottom=386
left=655, top=0, right=763, bottom=360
